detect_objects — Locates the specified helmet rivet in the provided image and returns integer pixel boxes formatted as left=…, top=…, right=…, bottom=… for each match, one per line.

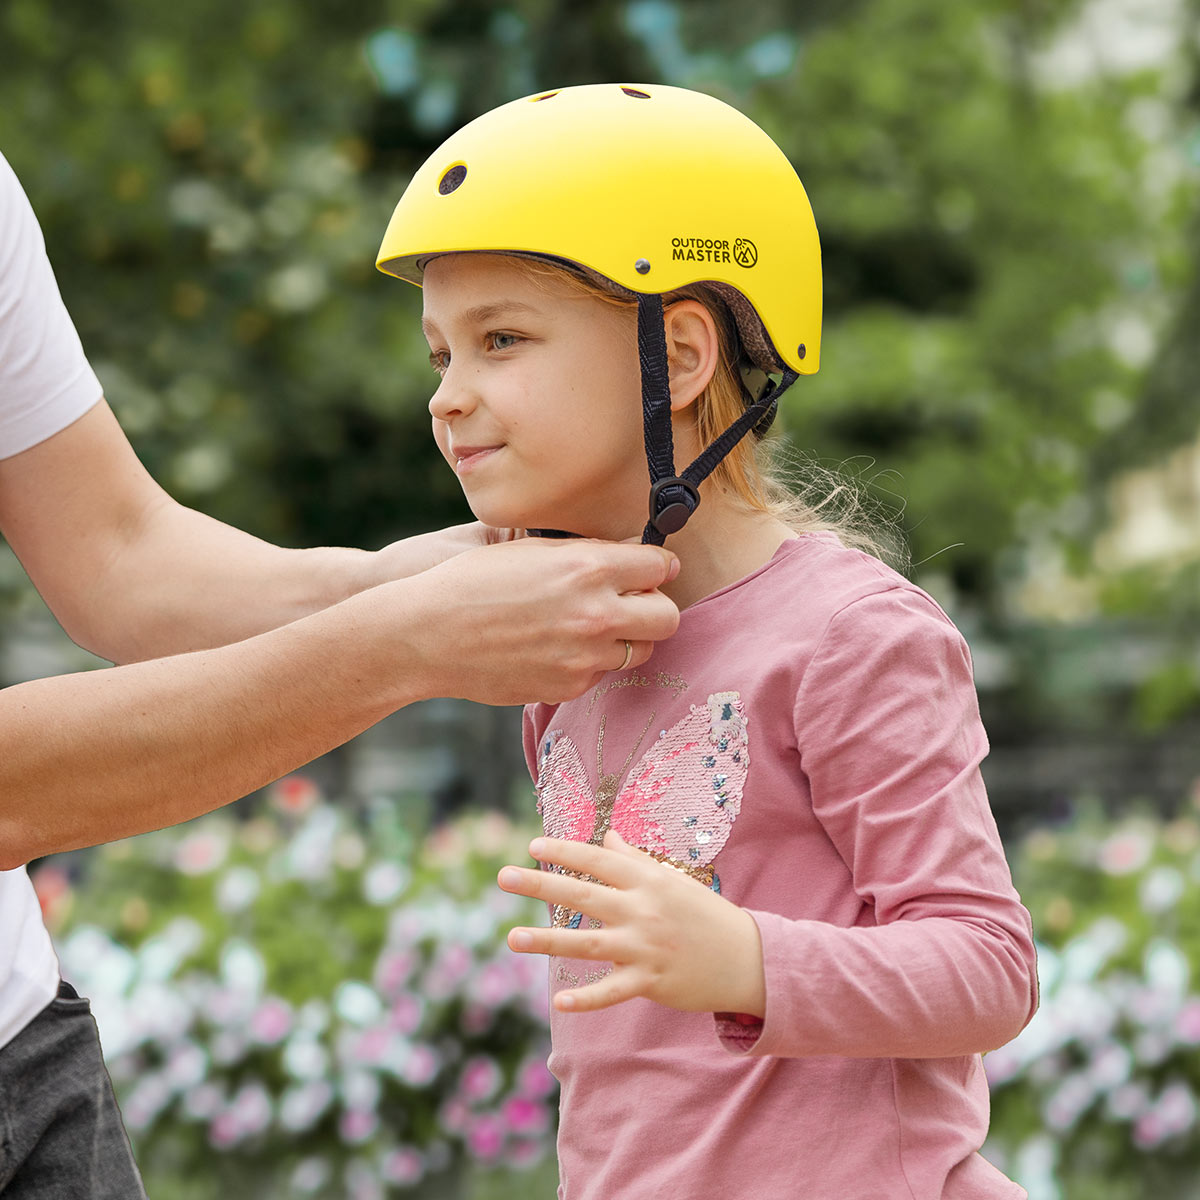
left=797, top=343, right=806, bottom=359
left=635, top=258, right=651, bottom=275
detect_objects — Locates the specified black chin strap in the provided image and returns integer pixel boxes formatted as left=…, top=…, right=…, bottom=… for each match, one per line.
left=530, top=293, right=798, bottom=543
left=637, top=293, right=798, bottom=547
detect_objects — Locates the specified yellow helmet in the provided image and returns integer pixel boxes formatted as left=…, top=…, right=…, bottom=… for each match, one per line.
left=376, top=82, right=821, bottom=375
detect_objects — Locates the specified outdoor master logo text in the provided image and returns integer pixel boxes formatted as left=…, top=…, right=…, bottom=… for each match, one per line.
left=671, top=236, right=758, bottom=267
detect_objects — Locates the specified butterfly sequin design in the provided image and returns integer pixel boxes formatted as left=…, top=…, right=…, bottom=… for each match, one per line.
left=535, top=692, right=749, bottom=928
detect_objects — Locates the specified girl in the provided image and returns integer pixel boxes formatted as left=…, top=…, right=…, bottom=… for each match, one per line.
left=376, top=83, right=1038, bottom=1199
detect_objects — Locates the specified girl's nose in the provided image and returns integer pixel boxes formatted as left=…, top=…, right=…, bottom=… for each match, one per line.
left=428, top=367, right=477, bottom=423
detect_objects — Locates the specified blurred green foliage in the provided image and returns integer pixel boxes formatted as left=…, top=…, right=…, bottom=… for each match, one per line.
left=2, top=0, right=1199, bottom=740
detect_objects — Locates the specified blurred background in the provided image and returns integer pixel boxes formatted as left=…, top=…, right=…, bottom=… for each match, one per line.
left=2, top=0, right=1199, bottom=1196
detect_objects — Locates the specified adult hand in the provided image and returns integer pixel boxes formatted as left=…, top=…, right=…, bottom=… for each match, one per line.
left=370, top=522, right=523, bottom=582
left=497, top=831, right=766, bottom=1016
left=407, top=538, right=681, bottom=705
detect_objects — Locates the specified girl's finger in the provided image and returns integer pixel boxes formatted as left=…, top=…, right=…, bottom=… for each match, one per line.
left=496, top=865, right=622, bottom=922
left=507, top=925, right=617, bottom=962
left=528, top=835, right=647, bottom=886
left=554, top=969, right=641, bottom=1013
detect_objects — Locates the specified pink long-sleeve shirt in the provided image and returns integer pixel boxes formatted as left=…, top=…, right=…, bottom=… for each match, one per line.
left=524, top=533, right=1037, bottom=1199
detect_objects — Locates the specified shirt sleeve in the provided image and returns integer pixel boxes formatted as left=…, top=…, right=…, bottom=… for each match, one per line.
left=719, top=586, right=1037, bottom=1060
left=0, top=151, right=102, bottom=460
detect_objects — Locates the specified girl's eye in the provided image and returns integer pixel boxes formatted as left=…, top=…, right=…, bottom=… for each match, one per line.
left=428, top=349, right=450, bottom=375
left=488, top=331, right=521, bottom=352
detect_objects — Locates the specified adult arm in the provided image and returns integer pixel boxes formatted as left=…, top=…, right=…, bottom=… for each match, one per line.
left=0, top=536, right=679, bottom=869
left=0, top=399, right=499, bottom=663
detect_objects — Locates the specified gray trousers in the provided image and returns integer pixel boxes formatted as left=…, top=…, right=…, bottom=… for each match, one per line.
left=0, top=982, right=146, bottom=1198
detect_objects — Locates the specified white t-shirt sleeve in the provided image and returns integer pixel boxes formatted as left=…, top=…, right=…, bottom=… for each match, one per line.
left=0, top=151, right=103, bottom=461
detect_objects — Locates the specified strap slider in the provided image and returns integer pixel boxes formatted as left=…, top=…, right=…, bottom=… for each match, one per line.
left=648, top=476, right=701, bottom=536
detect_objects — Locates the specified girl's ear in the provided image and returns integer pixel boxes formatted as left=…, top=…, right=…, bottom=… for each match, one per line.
left=662, top=300, right=719, bottom=414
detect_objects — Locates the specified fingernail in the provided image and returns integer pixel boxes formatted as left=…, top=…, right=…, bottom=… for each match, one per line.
left=557, top=992, right=576, bottom=1011
left=510, top=930, right=534, bottom=950
left=498, top=867, right=522, bottom=889
left=529, top=838, right=546, bottom=858
left=666, top=554, right=681, bottom=581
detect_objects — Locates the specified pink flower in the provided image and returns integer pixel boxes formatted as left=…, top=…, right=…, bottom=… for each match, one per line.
left=502, top=1096, right=548, bottom=1135
left=517, top=1058, right=556, bottom=1099
left=460, top=1056, right=501, bottom=1103
left=467, top=1113, right=506, bottom=1161
left=1133, top=1110, right=1169, bottom=1149
left=1175, top=1000, right=1200, bottom=1044
left=1096, top=829, right=1152, bottom=876
left=439, top=1098, right=470, bottom=1134
left=339, top=1108, right=379, bottom=1145
left=250, top=997, right=293, bottom=1045
left=506, top=1139, right=546, bottom=1168
left=374, top=950, right=416, bottom=998
left=208, top=1110, right=242, bottom=1149
left=402, top=1043, right=439, bottom=1087
left=473, top=962, right=514, bottom=1007
left=424, top=944, right=473, bottom=999
left=460, top=1004, right=493, bottom=1035
left=30, top=866, right=72, bottom=930
left=381, top=1148, right=423, bottom=1185
left=175, top=831, right=228, bottom=876
left=270, top=775, right=320, bottom=816
left=387, top=993, right=424, bottom=1035
left=351, top=1027, right=390, bottom=1066
left=230, top=1083, right=272, bottom=1136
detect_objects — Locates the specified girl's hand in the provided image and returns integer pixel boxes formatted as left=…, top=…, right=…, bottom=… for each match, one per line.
left=497, top=830, right=767, bottom=1017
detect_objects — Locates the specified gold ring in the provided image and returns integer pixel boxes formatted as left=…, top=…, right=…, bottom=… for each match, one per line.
left=619, top=639, right=634, bottom=672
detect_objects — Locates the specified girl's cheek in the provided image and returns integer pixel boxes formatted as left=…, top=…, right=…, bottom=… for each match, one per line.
left=431, top=419, right=453, bottom=464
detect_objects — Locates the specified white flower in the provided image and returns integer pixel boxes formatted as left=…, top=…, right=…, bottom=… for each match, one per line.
left=279, top=1081, right=334, bottom=1132
left=340, top=1070, right=382, bottom=1113
left=219, top=940, right=266, bottom=999
left=283, top=1034, right=330, bottom=1081
left=122, top=1072, right=173, bottom=1132
left=1144, top=938, right=1190, bottom=1000
left=1140, top=865, right=1184, bottom=913
left=164, top=1040, right=208, bottom=1091
left=216, top=866, right=261, bottom=913
left=182, top=1082, right=224, bottom=1121
left=363, top=861, right=408, bottom=906
left=290, top=1156, right=332, bottom=1194
left=335, top=980, right=383, bottom=1026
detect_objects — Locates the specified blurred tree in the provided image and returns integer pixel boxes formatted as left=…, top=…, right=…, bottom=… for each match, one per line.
left=2, top=0, right=1198, bottom=758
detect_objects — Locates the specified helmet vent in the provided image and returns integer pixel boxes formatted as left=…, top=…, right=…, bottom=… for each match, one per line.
left=438, top=164, right=467, bottom=195
left=532, top=91, right=559, bottom=102
left=620, top=87, right=651, bottom=99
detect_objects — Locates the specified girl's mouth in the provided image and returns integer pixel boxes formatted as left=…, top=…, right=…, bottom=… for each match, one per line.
left=452, top=445, right=502, bottom=475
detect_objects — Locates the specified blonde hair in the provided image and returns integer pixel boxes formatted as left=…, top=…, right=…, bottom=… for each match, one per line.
left=508, top=255, right=906, bottom=568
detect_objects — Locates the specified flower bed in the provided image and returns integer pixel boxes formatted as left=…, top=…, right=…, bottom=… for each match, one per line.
left=35, top=776, right=1200, bottom=1198
left=35, top=781, right=557, bottom=1199
left=985, top=789, right=1200, bottom=1199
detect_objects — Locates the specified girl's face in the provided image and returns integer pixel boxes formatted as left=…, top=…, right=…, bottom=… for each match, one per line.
left=421, top=253, right=648, bottom=539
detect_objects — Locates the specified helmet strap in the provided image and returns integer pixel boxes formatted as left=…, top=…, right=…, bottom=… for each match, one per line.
left=637, top=293, right=798, bottom=546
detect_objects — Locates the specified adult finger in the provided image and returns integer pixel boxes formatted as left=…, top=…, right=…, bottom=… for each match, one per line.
left=576, top=541, right=680, bottom=594
left=608, top=590, right=681, bottom=649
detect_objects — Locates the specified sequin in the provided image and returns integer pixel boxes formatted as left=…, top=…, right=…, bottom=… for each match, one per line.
left=535, top=692, right=750, bottom=926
